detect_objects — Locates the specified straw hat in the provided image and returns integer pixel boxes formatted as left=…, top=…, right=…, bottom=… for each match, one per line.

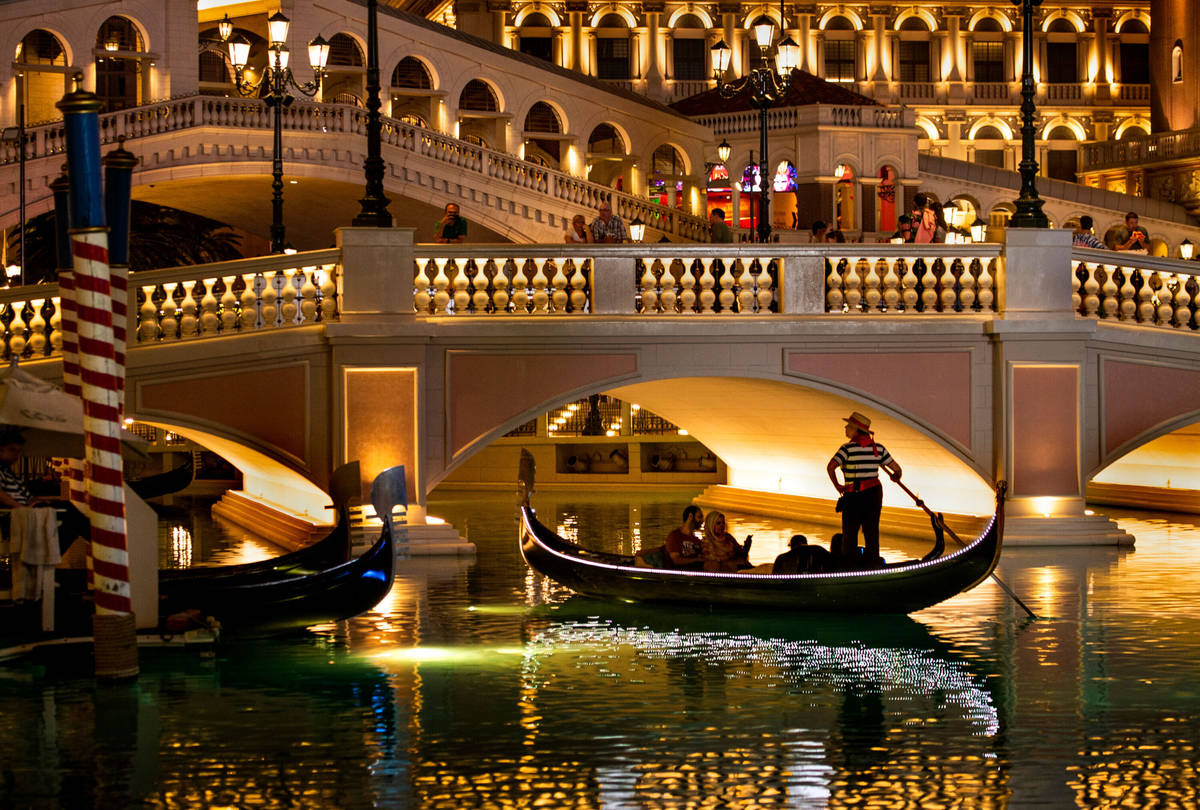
left=843, top=411, right=872, bottom=433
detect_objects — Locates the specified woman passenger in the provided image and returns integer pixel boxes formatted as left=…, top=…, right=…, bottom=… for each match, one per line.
left=700, top=511, right=751, bottom=572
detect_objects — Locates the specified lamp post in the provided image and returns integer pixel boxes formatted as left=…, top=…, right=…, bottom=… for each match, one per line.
left=711, top=10, right=798, bottom=244
left=1010, top=0, right=1049, bottom=228
left=228, top=12, right=330, bottom=253
left=352, top=0, right=392, bottom=227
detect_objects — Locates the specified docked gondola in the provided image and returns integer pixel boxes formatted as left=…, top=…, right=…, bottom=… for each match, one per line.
left=155, top=464, right=405, bottom=634
left=159, top=462, right=362, bottom=589
left=516, top=451, right=1005, bottom=614
left=129, top=455, right=195, bottom=500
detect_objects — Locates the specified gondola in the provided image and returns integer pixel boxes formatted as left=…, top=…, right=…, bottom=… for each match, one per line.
left=129, top=455, right=194, bottom=500
left=154, top=464, right=405, bottom=635
left=516, top=450, right=1005, bottom=614
left=158, top=462, right=362, bottom=587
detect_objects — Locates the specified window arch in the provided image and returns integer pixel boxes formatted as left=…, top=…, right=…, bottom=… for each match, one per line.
left=588, top=123, right=626, bottom=155
left=327, top=33, right=363, bottom=66
left=1042, top=13, right=1084, bottom=33
left=15, top=29, right=68, bottom=124
left=390, top=57, right=435, bottom=130
left=824, top=15, right=855, bottom=31
left=899, top=16, right=930, bottom=32
left=587, top=124, right=628, bottom=188
left=648, top=144, right=687, bottom=206
left=96, top=17, right=144, bottom=112
left=817, top=8, right=863, bottom=30
left=391, top=57, right=432, bottom=89
left=668, top=8, right=713, bottom=28
left=672, top=13, right=708, bottom=81
left=968, top=12, right=1011, bottom=33
left=1173, top=41, right=1184, bottom=84
left=595, top=13, right=632, bottom=80
left=974, top=126, right=1005, bottom=140
left=518, top=12, right=554, bottom=61
left=459, top=79, right=499, bottom=111
left=514, top=4, right=562, bottom=27
left=524, top=101, right=561, bottom=133
left=1045, top=126, right=1077, bottom=140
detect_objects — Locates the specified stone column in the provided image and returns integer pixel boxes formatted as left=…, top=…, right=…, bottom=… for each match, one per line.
left=644, top=8, right=663, bottom=96
left=871, top=14, right=888, bottom=82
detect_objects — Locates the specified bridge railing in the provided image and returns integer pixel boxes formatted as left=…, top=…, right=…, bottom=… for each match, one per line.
left=411, top=243, right=1003, bottom=316
left=0, top=94, right=711, bottom=241
left=0, top=286, right=62, bottom=361
left=130, top=249, right=341, bottom=344
left=1072, top=248, right=1200, bottom=330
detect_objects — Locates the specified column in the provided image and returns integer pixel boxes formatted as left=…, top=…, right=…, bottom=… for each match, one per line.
left=871, top=14, right=888, bottom=82
left=797, top=12, right=813, bottom=73
left=946, top=14, right=963, bottom=82
left=645, top=11, right=663, bottom=93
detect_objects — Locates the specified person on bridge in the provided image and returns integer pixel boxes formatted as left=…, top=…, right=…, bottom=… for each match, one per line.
left=590, top=202, right=627, bottom=243
left=826, top=411, right=903, bottom=567
left=1113, top=211, right=1149, bottom=252
left=434, top=203, right=468, bottom=243
left=709, top=209, right=734, bottom=243
left=565, top=214, right=592, bottom=243
left=1072, top=215, right=1106, bottom=249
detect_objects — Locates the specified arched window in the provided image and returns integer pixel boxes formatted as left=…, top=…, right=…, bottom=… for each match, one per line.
left=877, top=165, right=897, bottom=233
left=974, top=125, right=1005, bottom=140
left=588, top=124, right=625, bottom=155
left=523, top=102, right=562, bottom=165
left=392, top=57, right=431, bottom=89
left=1047, top=18, right=1076, bottom=33
left=1046, top=126, right=1076, bottom=140
left=323, top=33, right=364, bottom=106
left=1046, top=18, right=1078, bottom=83
left=1119, top=125, right=1149, bottom=140
left=16, top=30, right=67, bottom=123
left=972, top=17, right=1003, bottom=33
left=524, top=102, right=560, bottom=133
left=96, top=17, right=143, bottom=112
left=649, top=144, right=685, bottom=206
left=198, top=50, right=230, bottom=84
left=824, top=19, right=856, bottom=83
left=897, top=19, right=931, bottom=82
left=1118, top=20, right=1149, bottom=85
left=672, top=14, right=706, bottom=81
left=1173, top=41, right=1184, bottom=84
left=327, top=33, right=363, bottom=66
left=519, top=12, right=553, bottom=62
left=825, top=15, right=854, bottom=31
left=459, top=79, right=499, bottom=111
left=1121, top=19, right=1149, bottom=35
left=899, top=16, right=929, bottom=31
left=596, top=14, right=631, bottom=80
left=973, top=126, right=1005, bottom=168
left=587, top=124, right=626, bottom=188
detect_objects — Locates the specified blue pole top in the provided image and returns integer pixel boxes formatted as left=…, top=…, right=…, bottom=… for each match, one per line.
left=55, top=77, right=105, bottom=230
left=103, top=137, right=138, bottom=267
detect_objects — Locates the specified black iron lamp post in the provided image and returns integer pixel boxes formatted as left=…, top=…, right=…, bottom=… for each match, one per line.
left=711, top=12, right=798, bottom=243
left=1009, top=0, right=1049, bottom=228
left=228, top=13, right=330, bottom=252
left=352, top=0, right=392, bottom=227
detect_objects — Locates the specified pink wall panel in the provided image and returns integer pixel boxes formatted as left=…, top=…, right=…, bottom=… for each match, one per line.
left=138, top=365, right=308, bottom=461
left=1104, top=360, right=1200, bottom=455
left=447, top=352, right=637, bottom=457
left=1012, top=366, right=1079, bottom=497
left=344, top=368, right=418, bottom=505
left=787, top=351, right=973, bottom=447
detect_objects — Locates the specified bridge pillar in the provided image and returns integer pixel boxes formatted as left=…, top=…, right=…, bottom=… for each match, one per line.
left=990, top=229, right=1133, bottom=544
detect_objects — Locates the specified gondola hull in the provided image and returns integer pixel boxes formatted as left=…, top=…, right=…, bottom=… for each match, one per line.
left=519, top=501, right=1004, bottom=614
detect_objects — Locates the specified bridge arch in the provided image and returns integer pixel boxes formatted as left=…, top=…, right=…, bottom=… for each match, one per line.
left=437, top=359, right=996, bottom=515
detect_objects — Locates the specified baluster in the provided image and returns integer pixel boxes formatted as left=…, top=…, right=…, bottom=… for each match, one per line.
left=679, top=260, right=698, bottom=313
left=659, top=261, right=678, bottom=314
left=900, top=259, right=920, bottom=312
left=826, top=259, right=844, bottom=312
left=862, top=257, right=882, bottom=313
left=959, top=260, right=977, bottom=311
left=1082, top=264, right=1101, bottom=317
left=492, top=258, right=511, bottom=313
left=27, top=300, right=46, bottom=356
left=1118, top=268, right=1138, bottom=320
left=216, top=276, right=238, bottom=332
left=269, top=271, right=288, bottom=326
left=755, top=259, right=774, bottom=314
left=568, top=258, right=588, bottom=313
left=639, top=259, right=660, bottom=314
left=843, top=259, right=862, bottom=312
left=49, top=298, right=63, bottom=354
left=939, top=258, right=958, bottom=311
left=880, top=258, right=900, bottom=312
left=1135, top=270, right=1155, bottom=322
left=414, top=259, right=432, bottom=313
left=717, top=259, right=737, bottom=313
left=177, top=281, right=199, bottom=338
left=735, top=260, right=755, bottom=313
left=550, top=260, right=570, bottom=313
left=195, top=277, right=217, bottom=335
left=160, top=283, right=179, bottom=340
left=472, top=259, right=492, bottom=313
left=1173, top=273, right=1192, bottom=329
left=319, top=267, right=338, bottom=321
left=1156, top=272, right=1175, bottom=326
left=299, top=269, right=319, bottom=323
left=1071, top=261, right=1083, bottom=313
left=920, top=258, right=939, bottom=312
left=431, top=259, right=452, bottom=315
left=452, top=259, right=472, bottom=313
left=697, top=259, right=717, bottom=314
left=245, top=273, right=264, bottom=329
left=1100, top=265, right=1119, bottom=319
left=288, top=268, right=306, bottom=324
left=530, top=258, right=551, bottom=314
left=137, top=285, right=159, bottom=341
left=7, top=304, right=27, bottom=357
left=510, top=260, right=530, bottom=313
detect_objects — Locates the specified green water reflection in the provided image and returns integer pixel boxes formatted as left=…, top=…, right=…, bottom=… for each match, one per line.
left=0, top=491, right=1197, bottom=808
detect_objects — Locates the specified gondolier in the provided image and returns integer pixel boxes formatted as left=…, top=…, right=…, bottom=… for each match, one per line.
left=827, top=411, right=903, bottom=566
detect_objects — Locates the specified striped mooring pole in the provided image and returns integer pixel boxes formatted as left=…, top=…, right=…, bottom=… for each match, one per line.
left=56, top=78, right=138, bottom=679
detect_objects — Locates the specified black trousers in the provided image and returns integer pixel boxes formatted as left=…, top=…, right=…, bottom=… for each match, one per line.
left=840, top=485, right=883, bottom=561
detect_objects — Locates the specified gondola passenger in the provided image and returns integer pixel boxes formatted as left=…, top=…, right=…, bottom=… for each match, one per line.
left=772, top=534, right=831, bottom=574
left=826, top=411, right=903, bottom=567
left=700, top=511, right=752, bottom=572
left=634, top=505, right=705, bottom=569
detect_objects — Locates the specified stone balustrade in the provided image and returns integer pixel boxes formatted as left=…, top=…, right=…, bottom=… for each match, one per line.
left=132, top=250, right=340, bottom=344
left=0, top=288, right=62, bottom=362
left=1072, top=248, right=1200, bottom=330
left=412, top=243, right=1002, bottom=316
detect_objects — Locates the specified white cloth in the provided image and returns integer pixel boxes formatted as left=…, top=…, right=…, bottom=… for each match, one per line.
left=11, top=506, right=59, bottom=600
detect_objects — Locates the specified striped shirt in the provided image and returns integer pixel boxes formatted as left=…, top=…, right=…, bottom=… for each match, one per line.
left=0, top=465, right=31, bottom=505
left=833, top=440, right=893, bottom=483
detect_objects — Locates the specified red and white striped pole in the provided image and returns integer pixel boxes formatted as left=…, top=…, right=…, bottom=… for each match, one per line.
left=58, top=79, right=137, bottom=678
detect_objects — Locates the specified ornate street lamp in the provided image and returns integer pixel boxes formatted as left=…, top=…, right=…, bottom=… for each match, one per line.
left=716, top=139, right=731, bottom=165
left=1010, top=0, right=1049, bottom=228
left=711, top=8, right=798, bottom=243
left=352, top=0, right=392, bottom=228
left=1181, top=239, right=1194, bottom=260
left=228, top=12, right=330, bottom=253
left=629, top=217, right=646, bottom=242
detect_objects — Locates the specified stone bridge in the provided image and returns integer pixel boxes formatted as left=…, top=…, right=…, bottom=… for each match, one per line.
left=4, top=230, right=1199, bottom=545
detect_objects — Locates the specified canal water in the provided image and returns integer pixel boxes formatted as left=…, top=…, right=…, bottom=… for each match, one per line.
left=1, top=488, right=1198, bottom=808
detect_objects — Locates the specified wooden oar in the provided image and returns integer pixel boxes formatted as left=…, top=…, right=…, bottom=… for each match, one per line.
left=888, top=474, right=1038, bottom=620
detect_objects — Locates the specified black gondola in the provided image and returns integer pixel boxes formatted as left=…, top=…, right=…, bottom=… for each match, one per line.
left=155, top=464, right=405, bottom=634
left=517, top=450, right=1005, bottom=614
left=129, top=455, right=195, bottom=500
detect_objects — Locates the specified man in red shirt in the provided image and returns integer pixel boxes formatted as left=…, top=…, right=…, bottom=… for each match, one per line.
left=663, top=505, right=705, bottom=569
